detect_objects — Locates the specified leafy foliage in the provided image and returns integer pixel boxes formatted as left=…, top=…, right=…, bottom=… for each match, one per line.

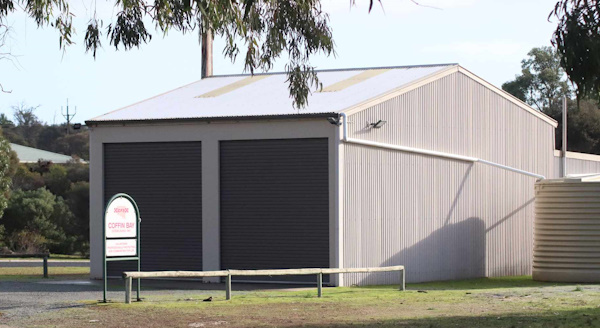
left=11, top=165, right=45, bottom=191
left=6, top=230, right=47, bottom=253
left=0, top=136, right=13, bottom=218
left=11, top=103, right=44, bottom=147
left=503, top=46, right=600, bottom=155
left=52, top=133, right=89, bottom=160
left=1, top=116, right=90, bottom=255
left=565, top=98, right=600, bottom=153
left=66, top=181, right=89, bottom=254
left=2, top=188, right=70, bottom=253
left=2, top=104, right=89, bottom=160
left=43, top=165, right=70, bottom=197
left=1, top=0, right=336, bottom=109
left=502, top=47, right=570, bottom=115
left=551, top=0, right=600, bottom=100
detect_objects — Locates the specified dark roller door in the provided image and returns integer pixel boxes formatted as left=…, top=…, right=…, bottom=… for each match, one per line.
left=220, top=138, right=329, bottom=282
left=105, top=142, right=202, bottom=276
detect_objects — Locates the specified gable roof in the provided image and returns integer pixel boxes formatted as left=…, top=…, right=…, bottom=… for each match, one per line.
left=87, top=64, right=558, bottom=128
left=10, top=143, right=77, bottom=164
left=88, top=64, right=454, bottom=122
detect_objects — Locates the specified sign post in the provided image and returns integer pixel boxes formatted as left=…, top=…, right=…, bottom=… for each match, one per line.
left=103, top=193, right=141, bottom=303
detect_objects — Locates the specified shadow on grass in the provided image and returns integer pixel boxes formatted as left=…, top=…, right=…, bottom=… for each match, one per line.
left=291, top=308, right=600, bottom=328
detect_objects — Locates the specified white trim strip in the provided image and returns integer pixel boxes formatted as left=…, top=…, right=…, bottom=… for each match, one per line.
left=554, top=150, right=600, bottom=162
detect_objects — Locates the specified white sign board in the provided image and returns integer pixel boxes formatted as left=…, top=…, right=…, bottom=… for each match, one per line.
left=105, top=196, right=137, bottom=238
left=106, top=239, right=137, bottom=257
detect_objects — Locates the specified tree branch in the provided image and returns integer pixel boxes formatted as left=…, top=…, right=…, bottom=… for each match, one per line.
left=0, top=83, right=11, bottom=93
left=409, top=0, right=443, bottom=10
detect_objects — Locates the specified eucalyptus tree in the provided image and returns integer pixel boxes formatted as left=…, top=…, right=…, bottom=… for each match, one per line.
left=0, top=0, right=344, bottom=108
left=502, top=47, right=570, bottom=115
left=551, top=0, right=600, bottom=101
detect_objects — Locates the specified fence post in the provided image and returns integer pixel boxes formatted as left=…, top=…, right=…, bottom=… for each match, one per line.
left=43, top=256, right=48, bottom=278
left=399, top=268, right=405, bottom=291
left=226, top=273, right=232, bottom=300
left=125, top=276, right=132, bottom=304
left=317, top=273, right=323, bottom=298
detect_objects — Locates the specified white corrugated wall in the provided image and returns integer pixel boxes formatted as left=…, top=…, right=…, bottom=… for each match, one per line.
left=341, top=72, right=557, bottom=285
left=554, top=156, right=600, bottom=177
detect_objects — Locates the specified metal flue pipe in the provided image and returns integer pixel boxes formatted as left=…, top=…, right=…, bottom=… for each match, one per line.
left=201, top=29, right=213, bottom=79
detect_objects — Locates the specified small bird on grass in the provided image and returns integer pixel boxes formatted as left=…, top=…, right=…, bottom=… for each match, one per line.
left=203, top=296, right=212, bottom=302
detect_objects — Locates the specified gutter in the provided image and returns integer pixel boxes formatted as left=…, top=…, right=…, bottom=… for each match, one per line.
left=86, top=113, right=338, bottom=127
left=338, top=113, right=545, bottom=179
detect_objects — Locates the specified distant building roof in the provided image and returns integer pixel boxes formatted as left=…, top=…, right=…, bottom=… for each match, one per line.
left=10, top=143, right=77, bottom=164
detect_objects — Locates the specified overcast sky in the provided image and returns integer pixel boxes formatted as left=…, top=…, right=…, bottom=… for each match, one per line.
left=0, top=0, right=559, bottom=124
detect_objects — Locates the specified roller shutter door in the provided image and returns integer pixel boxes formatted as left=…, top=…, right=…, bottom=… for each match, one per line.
left=220, top=138, right=329, bottom=282
left=105, top=142, right=202, bottom=276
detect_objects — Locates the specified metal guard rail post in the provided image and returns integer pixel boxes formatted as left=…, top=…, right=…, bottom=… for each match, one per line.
left=122, top=265, right=405, bottom=304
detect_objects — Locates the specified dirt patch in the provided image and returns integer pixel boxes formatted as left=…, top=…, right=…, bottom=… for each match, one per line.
left=6, top=277, right=600, bottom=328
left=21, top=285, right=600, bottom=328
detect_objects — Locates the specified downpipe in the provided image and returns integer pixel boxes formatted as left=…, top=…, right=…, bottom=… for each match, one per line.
left=338, top=113, right=545, bottom=180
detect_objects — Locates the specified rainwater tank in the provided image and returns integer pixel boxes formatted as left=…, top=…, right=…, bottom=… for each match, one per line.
left=534, top=175, right=600, bottom=282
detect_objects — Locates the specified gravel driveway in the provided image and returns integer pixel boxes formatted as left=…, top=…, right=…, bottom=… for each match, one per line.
left=0, top=276, right=306, bottom=327
left=0, top=278, right=224, bottom=323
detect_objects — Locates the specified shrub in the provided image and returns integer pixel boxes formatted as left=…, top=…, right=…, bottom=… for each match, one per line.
left=0, top=224, right=5, bottom=248
left=0, top=137, right=13, bottom=217
left=1, top=188, right=73, bottom=253
left=66, top=181, right=89, bottom=254
left=12, top=165, right=44, bottom=191
left=65, top=161, right=89, bottom=183
left=6, top=230, right=47, bottom=254
left=44, top=165, right=71, bottom=197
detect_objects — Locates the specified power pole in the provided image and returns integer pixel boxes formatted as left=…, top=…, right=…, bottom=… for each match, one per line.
left=61, top=99, right=77, bottom=135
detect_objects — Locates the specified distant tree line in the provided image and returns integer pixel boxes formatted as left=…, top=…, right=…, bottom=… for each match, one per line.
left=502, top=46, right=600, bottom=155
left=0, top=103, right=89, bottom=160
left=0, top=105, right=89, bottom=256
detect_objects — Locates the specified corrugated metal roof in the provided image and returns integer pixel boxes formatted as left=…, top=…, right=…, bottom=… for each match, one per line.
left=10, top=143, right=77, bottom=164
left=88, top=64, right=456, bottom=123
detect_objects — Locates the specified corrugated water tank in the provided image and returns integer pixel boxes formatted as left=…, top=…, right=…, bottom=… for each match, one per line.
left=534, top=175, right=600, bottom=282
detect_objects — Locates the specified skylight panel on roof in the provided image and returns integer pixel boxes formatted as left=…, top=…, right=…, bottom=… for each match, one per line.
left=319, top=69, right=390, bottom=92
left=196, top=75, right=269, bottom=98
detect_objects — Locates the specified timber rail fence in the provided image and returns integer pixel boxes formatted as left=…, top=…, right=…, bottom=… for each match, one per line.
left=1, top=253, right=50, bottom=278
left=122, top=265, right=405, bottom=304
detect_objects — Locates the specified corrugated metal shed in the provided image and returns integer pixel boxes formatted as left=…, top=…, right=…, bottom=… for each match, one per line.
left=88, top=63, right=572, bottom=286
left=10, top=143, right=75, bottom=164
left=89, top=65, right=456, bottom=122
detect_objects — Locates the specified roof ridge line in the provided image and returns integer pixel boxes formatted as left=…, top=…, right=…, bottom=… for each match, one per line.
left=207, top=63, right=459, bottom=78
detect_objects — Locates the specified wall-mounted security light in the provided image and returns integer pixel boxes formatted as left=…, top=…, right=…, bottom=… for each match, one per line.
left=327, top=117, right=342, bottom=126
left=369, top=120, right=387, bottom=129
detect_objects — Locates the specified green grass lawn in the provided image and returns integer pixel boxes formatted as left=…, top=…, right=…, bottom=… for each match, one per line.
left=0, top=266, right=89, bottom=280
left=49, top=254, right=89, bottom=260
left=21, top=276, right=600, bottom=328
left=0, top=254, right=88, bottom=261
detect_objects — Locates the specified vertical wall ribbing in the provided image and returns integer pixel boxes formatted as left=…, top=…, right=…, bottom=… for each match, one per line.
left=342, top=72, right=556, bottom=284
